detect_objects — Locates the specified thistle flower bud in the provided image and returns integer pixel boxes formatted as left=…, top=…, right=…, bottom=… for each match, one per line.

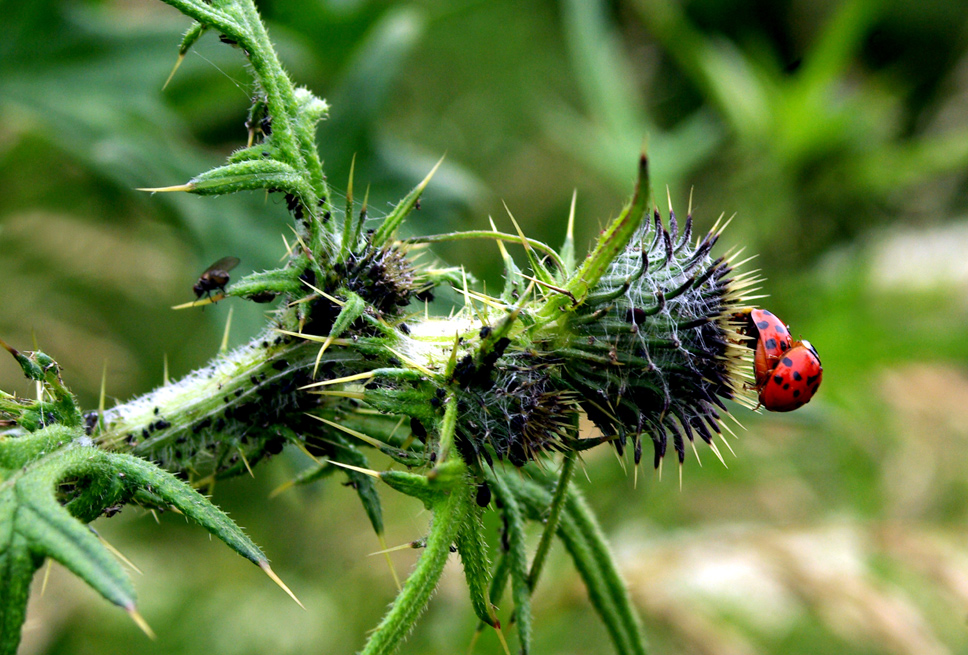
left=331, top=241, right=419, bottom=317
left=550, top=207, right=756, bottom=468
left=406, top=196, right=757, bottom=473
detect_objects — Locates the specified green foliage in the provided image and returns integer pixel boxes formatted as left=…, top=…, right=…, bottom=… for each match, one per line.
left=0, top=419, right=271, bottom=655
left=1, top=0, right=761, bottom=650
left=3, top=0, right=968, bottom=654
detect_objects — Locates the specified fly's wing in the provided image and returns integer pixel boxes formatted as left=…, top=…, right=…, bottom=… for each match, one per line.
left=202, top=256, right=240, bottom=275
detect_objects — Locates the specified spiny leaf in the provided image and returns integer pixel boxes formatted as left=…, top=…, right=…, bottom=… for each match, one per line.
left=370, top=156, right=444, bottom=248
left=328, top=433, right=384, bottom=536
left=0, top=421, right=277, bottom=654
left=486, top=469, right=533, bottom=653
left=541, top=153, right=652, bottom=320
left=110, top=452, right=268, bottom=565
left=142, top=160, right=313, bottom=201
left=0, top=443, right=135, bottom=654
left=163, top=21, right=207, bottom=90
left=456, top=503, right=498, bottom=627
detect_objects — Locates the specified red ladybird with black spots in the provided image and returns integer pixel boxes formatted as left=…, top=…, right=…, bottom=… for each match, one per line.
left=758, top=340, right=823, bottom=412
left=733, top=308, right=793, bottom=387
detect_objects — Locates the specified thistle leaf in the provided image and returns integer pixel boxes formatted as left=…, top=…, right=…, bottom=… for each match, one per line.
left=456, top=503, right=498, bottom=627
left=328, top=433, right=384, bottom=536
left=0, top=424, right=273, bottom=654
left=0, top=443, right=135, bottom=655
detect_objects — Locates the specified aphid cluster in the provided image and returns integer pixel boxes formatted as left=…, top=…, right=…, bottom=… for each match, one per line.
left=97, top=336, right=368, bottom=483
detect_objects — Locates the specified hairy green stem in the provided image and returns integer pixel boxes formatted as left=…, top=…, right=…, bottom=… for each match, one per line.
left=486, top=467, right=534, bottom=654
left=361, top=469, right=470, bottom=655
left=527, top=447, right=578, bottom=590
left=456, top=504, right=498, bottom=627
left=564, top=486, right=647, bottom=655
left=501, top=471, right=647, bottom=655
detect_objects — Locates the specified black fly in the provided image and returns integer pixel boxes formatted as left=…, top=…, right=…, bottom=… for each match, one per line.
left=194, top=256, right=240, bottom=300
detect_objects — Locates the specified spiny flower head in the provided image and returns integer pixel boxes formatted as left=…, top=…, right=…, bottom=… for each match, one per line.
left=548, top=200, right=759, bottom=470
left=390, top=165, right=761, bottom=472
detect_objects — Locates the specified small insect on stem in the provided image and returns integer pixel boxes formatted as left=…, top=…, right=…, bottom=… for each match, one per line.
left=193, top=257, right=240, bottom=301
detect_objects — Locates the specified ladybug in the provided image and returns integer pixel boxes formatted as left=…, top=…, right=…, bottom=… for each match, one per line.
left=758, top=340, right=823, bottom=412
left=734, top=308, right=793, bottom=387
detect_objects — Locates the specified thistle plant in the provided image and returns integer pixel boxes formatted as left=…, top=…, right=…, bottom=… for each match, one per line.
left=0, top=2, right=780, bottom=654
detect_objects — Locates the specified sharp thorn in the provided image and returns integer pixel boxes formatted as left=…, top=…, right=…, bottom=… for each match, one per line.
left=260, top=562, right=306, bottom=610
left=127, top=608, right=156, bottom=640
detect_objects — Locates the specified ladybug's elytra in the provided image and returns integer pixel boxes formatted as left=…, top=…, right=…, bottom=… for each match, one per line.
left=733, top=308, right=793, bottom=387
left=733, top=308, right=822, bottom=412
left=757, top=340, right=823, bottom=412
left=749, top=309, right=793, bottom=388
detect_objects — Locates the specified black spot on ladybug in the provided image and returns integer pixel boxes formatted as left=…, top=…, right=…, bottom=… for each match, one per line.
left=792, top=371, right=802, bottom=381
left=775, top=323, right=787, bottom=335
left=773, top=375, right=783, bottom=385
left=793, top=389, right=801, bottom=398
left=783, top=383, right=790, bottom=390
left=807, top=374, right=820, bottom=386
left=780, top=342, right=789, bottom=351
left=764, top=338, right=777, bottom=350
left=782, top=357, right=793, bottom=367
left=756, top=320, right=770, bottom=330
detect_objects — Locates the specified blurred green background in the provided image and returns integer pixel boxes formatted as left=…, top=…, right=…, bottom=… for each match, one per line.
left=4, top=0, right=968, bottom=653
